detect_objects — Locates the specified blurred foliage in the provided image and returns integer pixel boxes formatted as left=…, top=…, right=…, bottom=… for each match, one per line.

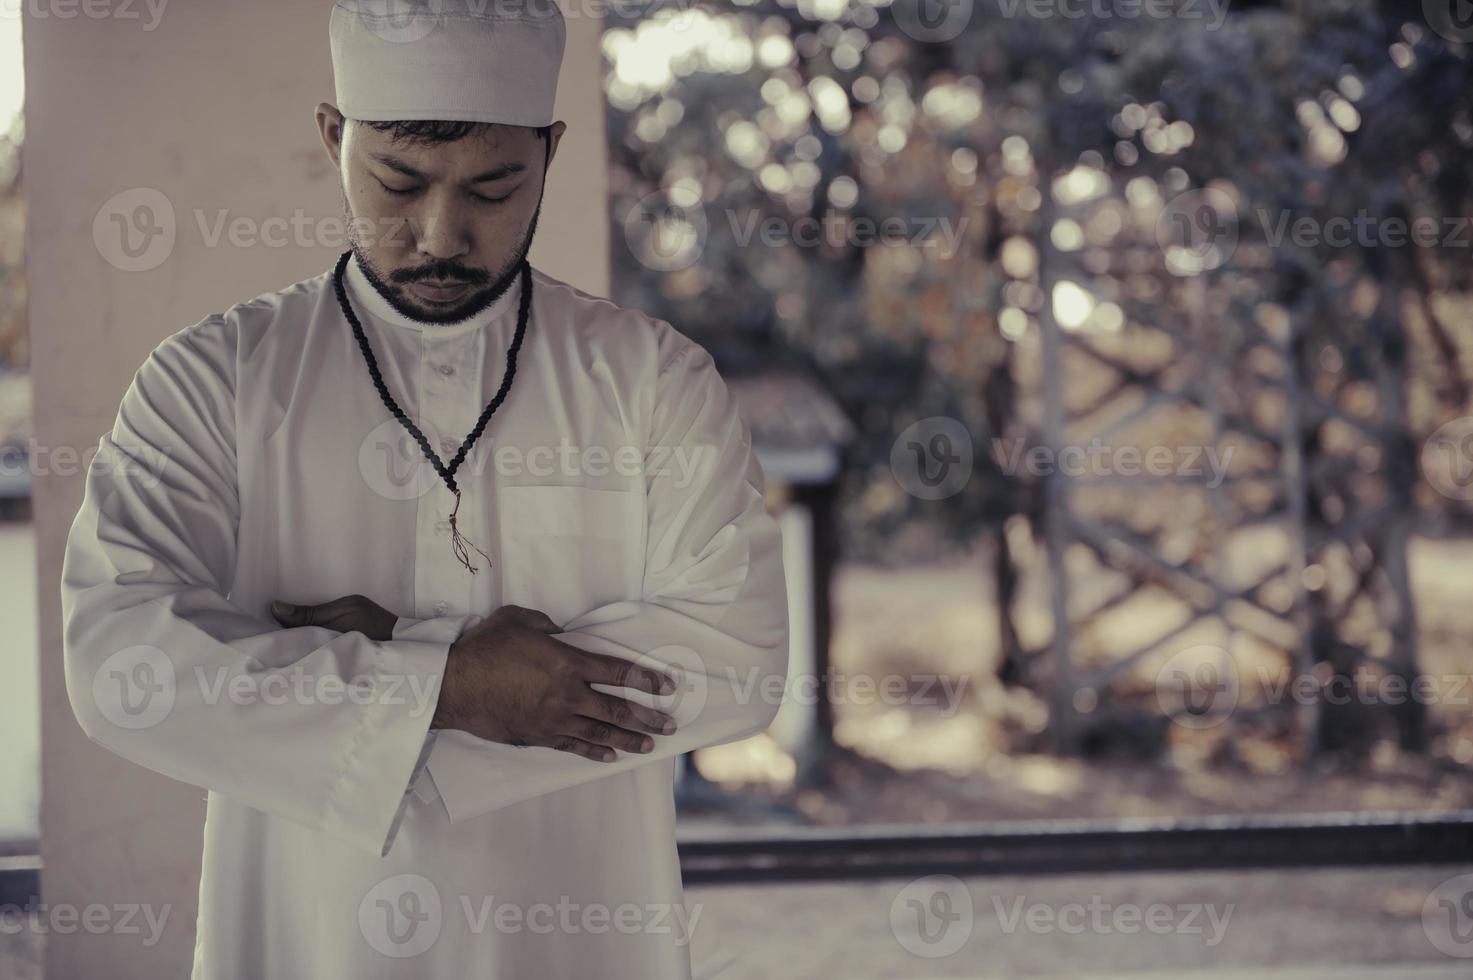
left=0, top=112, right=23, bottom=372
left=604, top=0, right=1473, bottom=563
left=0, top=110, right=27, bottom=456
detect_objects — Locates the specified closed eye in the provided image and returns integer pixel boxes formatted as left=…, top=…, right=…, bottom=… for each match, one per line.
left=374, top=175, right=516, bottom=204
left=377, top=178, right=419, bottom=197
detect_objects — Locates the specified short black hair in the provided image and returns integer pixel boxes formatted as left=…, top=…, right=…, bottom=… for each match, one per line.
left=359, top=118, right=552, bottom=147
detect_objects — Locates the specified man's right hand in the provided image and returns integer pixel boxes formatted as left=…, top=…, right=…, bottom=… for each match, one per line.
left=430, top=604, right=679, bottom=762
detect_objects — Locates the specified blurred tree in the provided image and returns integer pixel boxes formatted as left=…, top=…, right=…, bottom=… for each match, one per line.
left=0, top=109, right=28, bottom=477
left=0, top=114, right=24, bottom=374
left=605, top=0, right=1473, bottom=762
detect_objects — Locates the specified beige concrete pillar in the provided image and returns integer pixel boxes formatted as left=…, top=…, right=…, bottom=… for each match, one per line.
left=24, top=3, right=607, bottom=975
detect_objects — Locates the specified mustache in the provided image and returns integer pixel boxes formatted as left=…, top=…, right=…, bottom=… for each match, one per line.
left=390, top=262, right=491, bottom=286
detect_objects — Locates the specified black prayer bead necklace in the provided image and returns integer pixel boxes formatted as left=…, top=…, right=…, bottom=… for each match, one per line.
left=333, top=250, right=532, bottom=573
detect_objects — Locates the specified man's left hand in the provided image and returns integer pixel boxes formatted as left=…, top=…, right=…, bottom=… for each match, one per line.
left=270, top=594, right=397, bottom=641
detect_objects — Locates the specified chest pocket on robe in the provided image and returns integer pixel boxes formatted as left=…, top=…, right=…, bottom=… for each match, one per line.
left=497, top=484, right=645, bottom=626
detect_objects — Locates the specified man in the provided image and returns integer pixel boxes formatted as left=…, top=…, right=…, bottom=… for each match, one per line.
left=59, top=1, right=788, bottom=977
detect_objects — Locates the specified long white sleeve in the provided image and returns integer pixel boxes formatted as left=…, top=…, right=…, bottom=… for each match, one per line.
left=424, top=341, right=789, bottom=822
left=60, top=318, right=456, bottom=857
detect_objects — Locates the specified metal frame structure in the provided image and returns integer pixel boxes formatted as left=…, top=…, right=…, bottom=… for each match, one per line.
left=1029, top=184, right=1428, bottom=760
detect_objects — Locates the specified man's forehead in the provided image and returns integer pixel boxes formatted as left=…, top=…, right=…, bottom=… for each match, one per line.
left=350, top=122, right=538, bottom=171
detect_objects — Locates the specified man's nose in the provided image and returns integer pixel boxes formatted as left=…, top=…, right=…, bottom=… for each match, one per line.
left=410, top=191, right=472, bottom=261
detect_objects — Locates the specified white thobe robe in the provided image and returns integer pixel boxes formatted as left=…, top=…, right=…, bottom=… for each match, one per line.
left=59, top=254, right=789, bottom=979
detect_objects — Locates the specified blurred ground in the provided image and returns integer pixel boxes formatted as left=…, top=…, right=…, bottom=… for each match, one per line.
left=3, top=865, right=1468, bottom=978
left=685, top=865, right=1473, bottom=980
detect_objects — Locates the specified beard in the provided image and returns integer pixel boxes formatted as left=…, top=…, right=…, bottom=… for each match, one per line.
left=344, top=201, right=542, bottom=326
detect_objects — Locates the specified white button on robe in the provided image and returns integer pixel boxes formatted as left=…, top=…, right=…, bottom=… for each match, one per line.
left=59, top=254, right=789, bottom=980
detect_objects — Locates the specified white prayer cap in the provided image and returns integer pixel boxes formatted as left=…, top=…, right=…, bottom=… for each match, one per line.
left=330, top=0, right=566, bottom=128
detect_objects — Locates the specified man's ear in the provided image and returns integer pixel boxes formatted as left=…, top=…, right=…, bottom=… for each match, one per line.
left=544, top=120, right=568, bottom=171
left=316, top=102, right=347, bottom=169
